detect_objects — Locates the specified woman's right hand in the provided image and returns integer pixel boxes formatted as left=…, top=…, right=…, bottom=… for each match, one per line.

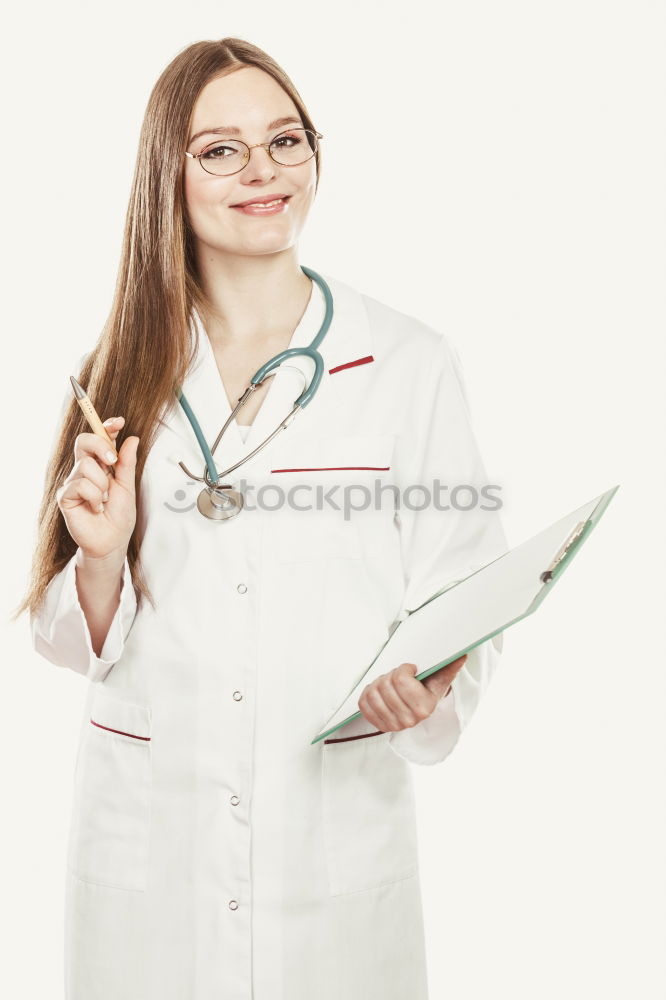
left=56, top=416, right=140, bottom=561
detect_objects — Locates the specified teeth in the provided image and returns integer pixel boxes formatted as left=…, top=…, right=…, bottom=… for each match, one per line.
left=246, top=199, right=283, bottom=208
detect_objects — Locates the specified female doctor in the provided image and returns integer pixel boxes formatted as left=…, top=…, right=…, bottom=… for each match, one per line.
left=21, top=37, right=508, bottom=1000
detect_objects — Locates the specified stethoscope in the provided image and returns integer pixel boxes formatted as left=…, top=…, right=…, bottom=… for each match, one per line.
left=175, top=265, right=333, bottom=521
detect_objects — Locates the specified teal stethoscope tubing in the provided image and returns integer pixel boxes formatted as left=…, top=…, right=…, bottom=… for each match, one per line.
left=176, top=265, right=333, bottom=487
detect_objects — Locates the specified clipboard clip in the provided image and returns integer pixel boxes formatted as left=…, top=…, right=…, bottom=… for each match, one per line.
left=540, top=520, right=588, bottom=583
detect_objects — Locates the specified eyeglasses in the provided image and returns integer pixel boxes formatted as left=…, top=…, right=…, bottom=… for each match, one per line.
left=184, top=128, right=323, bottom=177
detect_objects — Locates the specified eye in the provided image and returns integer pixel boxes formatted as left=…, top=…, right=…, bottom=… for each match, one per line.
left=201, top=143, right=239, bottom=160
left=271, top=131, right=303, bottom=150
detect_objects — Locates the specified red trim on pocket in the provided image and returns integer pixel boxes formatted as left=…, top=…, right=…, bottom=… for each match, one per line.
left=323, top=729, right=385, bottom=744
left=328, top=355, right=374, bottom=374
left=271, top=465, right=390, bottom=473
left=90, top=718, right=151, bottom=741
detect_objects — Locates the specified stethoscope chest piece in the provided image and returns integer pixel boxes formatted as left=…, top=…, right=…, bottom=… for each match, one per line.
left=176, top=265, right=334, bottom=523
left=197, top=486, right=244, bottom=521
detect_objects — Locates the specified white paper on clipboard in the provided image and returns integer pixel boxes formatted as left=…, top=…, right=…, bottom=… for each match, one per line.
left=311, top=484, right=619, bottom=745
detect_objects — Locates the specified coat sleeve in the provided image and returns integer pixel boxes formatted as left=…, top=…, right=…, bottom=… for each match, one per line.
left=30, top=553, right=138, bottom=683
left=29, top=350, right=138, bottom=684
left=387, top=331, right=509, bottom=766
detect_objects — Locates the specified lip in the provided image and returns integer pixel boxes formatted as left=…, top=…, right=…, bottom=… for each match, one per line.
left=231, top=193, right=291, bottom=207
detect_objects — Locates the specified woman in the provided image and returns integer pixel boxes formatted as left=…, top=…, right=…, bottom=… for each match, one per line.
left=19, top=37, right=508, bottom=1000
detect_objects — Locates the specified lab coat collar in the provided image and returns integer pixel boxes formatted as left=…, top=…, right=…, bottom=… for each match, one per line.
left=157, top=270, right=373, bottom=477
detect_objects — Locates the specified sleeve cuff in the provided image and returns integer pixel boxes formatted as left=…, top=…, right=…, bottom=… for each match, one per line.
left=387, top=683, right=462, bottom=765
left=31, top=552, right=137, bottom=682
left=387, top=631, right=504, bottom=766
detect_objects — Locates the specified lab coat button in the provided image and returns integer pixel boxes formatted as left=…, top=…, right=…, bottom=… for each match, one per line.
left=233, top=691, right=243, bottom=701
left=236, top=583, right=247, bottom=594
left=230, top=795, right=240, bottom=806
left=229, top=900, right=239, bottom=910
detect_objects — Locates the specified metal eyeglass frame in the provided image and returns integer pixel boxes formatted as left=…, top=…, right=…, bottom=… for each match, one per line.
left=184, top=128, right=324, bottom=176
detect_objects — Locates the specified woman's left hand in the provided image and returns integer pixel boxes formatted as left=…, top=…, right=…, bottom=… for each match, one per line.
left=358, top=655, right=468, bottom=733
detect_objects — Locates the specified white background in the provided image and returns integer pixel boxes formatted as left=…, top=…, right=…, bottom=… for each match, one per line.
left=2, top=1, right=664, bottom=996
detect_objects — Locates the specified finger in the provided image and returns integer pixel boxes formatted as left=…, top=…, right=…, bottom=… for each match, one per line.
left=357, top=696, right=388, bottom=731
left=59, top=475, right=107, bottom=514
left=73, top=431, right=120, bottom=472
left=357, top=685, right=385, bottom=730
left=421, top=655, right=468, bottom=699
left=438, top=654, right=468, bottom=684
left=362, top=686, right=401, bottom=732
left=392, top=663, right=434, bottom=717
left=72, top=454, right=111, bottom=495
left=111, top=436, right=140, bottom=493
left=102, top=416, right=125, bottom=441
left=380, top=670, right=423, bottom=727
left=420, top=668, right=453, bottom=700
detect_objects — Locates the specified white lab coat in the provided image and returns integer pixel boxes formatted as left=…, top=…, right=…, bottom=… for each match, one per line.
left=31, top=270, right=508, bottom=1000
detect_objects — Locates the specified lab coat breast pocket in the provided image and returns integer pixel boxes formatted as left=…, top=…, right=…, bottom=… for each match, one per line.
left=320, top=731, right=419, bottom=896
left=268, top=433, right=396, bottom=563
left=67, top=684, right=152, bottom=892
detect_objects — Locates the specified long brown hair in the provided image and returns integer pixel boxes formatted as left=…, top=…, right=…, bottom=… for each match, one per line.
left=14, top=37, right=321, bottom=622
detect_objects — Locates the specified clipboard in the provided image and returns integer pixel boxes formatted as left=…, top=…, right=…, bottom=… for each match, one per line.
left=311, top=484, right=619, bottom=745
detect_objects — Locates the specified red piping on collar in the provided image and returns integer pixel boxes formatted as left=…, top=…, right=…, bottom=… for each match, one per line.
left=328, top=355, right=374, bottom=374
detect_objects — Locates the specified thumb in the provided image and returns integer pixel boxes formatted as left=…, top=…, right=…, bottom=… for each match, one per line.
left=113, top=435, right=140, bottom=490
left=421, top=654, right=467, bottom=700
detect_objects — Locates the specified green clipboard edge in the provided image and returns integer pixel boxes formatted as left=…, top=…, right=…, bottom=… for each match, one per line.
left=310, top=483, right=620, bottom=745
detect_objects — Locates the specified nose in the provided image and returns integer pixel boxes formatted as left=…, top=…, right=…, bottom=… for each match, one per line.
left=240, top=143, right=278, bottom=184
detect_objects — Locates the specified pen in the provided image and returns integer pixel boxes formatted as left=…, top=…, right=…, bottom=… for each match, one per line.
left=69, top=375, right=118, bottom=479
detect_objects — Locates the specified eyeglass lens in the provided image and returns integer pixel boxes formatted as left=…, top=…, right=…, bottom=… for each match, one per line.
left=198, top=129, right=318, bottom=175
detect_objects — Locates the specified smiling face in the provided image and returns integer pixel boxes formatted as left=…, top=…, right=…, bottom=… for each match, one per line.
left=183, top=66, right=317, bottom=259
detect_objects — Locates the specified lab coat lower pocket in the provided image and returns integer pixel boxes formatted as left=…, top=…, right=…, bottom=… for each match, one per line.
left=67, top=684, right=152, bottom=892
left=321, top=732, right=419, bottom=896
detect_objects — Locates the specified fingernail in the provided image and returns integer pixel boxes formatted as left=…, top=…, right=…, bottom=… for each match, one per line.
left=97, top=502, right=104, bottom=512
left=105, top=450, right=117, bottom=463
left=102, top=490, right=109, bottom=501
left=103, top=418, right=116, bottom=426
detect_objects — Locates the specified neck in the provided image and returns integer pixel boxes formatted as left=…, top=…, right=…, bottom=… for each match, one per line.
left=195, top=247, right=313, bottom=349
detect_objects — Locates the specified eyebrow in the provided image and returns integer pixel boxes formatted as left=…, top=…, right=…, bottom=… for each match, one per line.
left=188, top=116, right=303, bottom=146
